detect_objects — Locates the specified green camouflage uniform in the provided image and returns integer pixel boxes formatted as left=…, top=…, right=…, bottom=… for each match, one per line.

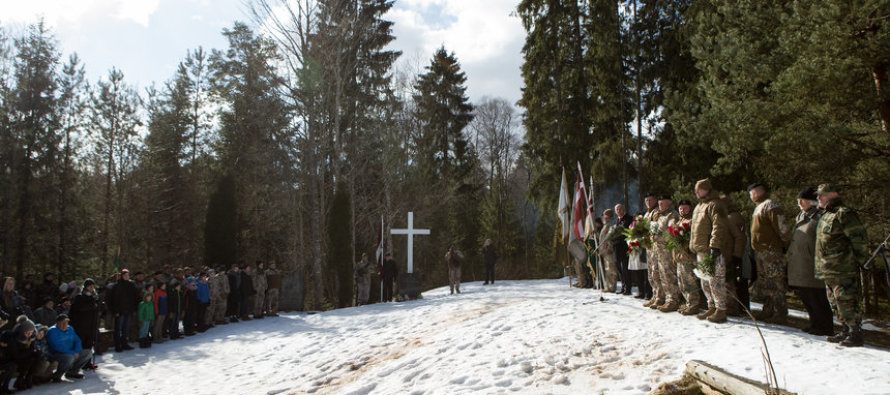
left=644, top=207, right=662, bottom=303
left=598, top=221, right=619, bottom=292
left=815, top=194, right=867, bottom=327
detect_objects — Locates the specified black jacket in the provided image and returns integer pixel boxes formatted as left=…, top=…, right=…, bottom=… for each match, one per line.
left=227, top=271, right=241, bottom=301
left=483, top=245, right=499, bottom=266
left=69, top=292, right=99, bottom=349
left=109, top=279, right=138, bottom=315
left=239, top=272, right=254, bottom=298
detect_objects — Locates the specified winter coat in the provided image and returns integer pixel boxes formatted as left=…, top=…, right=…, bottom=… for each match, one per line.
left=46, top=324, right=82, bottom=356
left=0, top=291, right=26, bottom=320
left=167, top=288, right=183, bottom=315
left=815, top=198, right=868, bottom=280
left=598, top=221, right=615, bottom=257
left=227, top=271, right=242, bottom=301
left=265, top=269, right=282, bottom=290
left=690, top=190, right=731, bottom=255
left=239, top=271, right=254, bottom=298
left=68, top=291, right=99, bottom=349
left=354, top=259, right=372, bottom=281
left=0, top=330, right=32, bottom=363
left=445, top=249, right=464, bottom=268
left=381, top=258, right=398, bottom=282
left=33, top=306, right=57, bottom=327
left=652, top=206, right=679, bottom=251
left=788, top=207, right=826, bottom=288
left=482, top=245, right=499, bottom=266
left=196, top=282, right=210, bottom=304
left=154, top=289, right=168, bottom=316
left=138, top=301, right=155, bottom=322
left=750, top=197, right=791, bottom=251
left=109, top=279, right=139, bottom=315
left=725, top=210, right=747, bottom=259
left=252, top=270, right=267, bottom=293
left=672, top=214, right=695, bottom=263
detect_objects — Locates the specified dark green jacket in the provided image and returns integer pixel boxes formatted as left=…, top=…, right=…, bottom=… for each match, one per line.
left=815, top=198, right=868, bottom=279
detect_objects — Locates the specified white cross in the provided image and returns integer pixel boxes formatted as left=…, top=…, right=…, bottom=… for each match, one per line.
left=390, top=212, right=430, bottom=273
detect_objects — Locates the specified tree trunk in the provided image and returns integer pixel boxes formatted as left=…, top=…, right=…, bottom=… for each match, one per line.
left=14, top=148, right=32, bottom=279
left=872, top=62, right=890, bottom=134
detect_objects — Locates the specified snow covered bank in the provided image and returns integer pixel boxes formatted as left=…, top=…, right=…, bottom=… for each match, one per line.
left=32, top=278, right=890, bottom=394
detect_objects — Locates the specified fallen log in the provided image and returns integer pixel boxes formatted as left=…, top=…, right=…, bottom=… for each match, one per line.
left=685, top=360, right=796, bottom=395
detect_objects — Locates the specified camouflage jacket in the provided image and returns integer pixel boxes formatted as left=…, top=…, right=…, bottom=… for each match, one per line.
left=652, top=205, right=679, bottom=250
left=673, top=214, right=695, bottom=263
left=815, top=198, right=868, bottom=279
left=750, top=197, right=791, bottom=251
left=690, top=190, right=731, bottom=254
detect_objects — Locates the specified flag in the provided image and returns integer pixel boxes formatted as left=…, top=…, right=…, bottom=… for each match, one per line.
left=557, top=168, right=570, bottom=240
left=585, top=175, right=596, bottom=240
left=113, top=246, right=121, bottom=271
left=572, top=164, right=588, bottom=241
left=376, top=215, right=384, bottom=276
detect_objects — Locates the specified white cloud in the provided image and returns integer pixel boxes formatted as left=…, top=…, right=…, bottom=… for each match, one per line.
left=388, top=0, right=525, bottom=105
left=3, top=0, right=161, bottom=27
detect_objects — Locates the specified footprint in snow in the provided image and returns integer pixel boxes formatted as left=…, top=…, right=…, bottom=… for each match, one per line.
left=450, top=376, right=468, bottom=385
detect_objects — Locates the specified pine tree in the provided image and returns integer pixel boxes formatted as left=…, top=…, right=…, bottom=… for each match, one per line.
left=204, top=175, right=238, bottom=271
left=326, top=181, right=353, bottom=308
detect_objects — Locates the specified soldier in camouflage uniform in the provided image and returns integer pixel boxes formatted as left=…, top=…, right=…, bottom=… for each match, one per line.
left=653, top=195, right=681, bottom=312
left=721, top=196, right=749, bottom=316
left=642, top=194, right=662, bottom=308
left=815, top=184, right=867, bottom=347
left=253, top=261, right=268, bottom=319
left=747, top=183, right=792, bottom=323
left=264, top=262, right=282, bottom=316
left=597, top=209, right=619, bottom=292
left=690, top=178, right=732, bottom=323
left=674, top=200, right=702, bottom=315
left=211, top=267, right=230, bottom=325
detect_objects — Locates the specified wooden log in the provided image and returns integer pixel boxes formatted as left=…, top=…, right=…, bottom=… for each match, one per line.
left=685, top=360, right=796, bottom=395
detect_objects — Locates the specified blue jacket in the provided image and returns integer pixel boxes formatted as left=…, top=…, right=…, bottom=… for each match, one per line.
left=196, top=282, right=210, bottom=304
left=47, top=325, right=82, bottom=356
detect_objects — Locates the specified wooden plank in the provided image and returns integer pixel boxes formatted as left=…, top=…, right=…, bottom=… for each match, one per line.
left=685, top=360, right=796, bottom=395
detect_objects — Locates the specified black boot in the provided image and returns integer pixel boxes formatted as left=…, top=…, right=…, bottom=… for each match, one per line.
left=827, top=325, right=849, bottom=343
left=840, top=325, right=864, bottom=347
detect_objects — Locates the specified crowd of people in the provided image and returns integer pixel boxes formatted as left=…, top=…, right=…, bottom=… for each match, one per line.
left=583, top=180, right=868, bottom=348
left=0, top=260, right=284, bottom=392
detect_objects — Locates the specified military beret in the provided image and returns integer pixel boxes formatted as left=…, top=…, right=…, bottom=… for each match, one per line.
left=644, top=192, right=657, bottom=198
left=816, top=183, right=838, bottom=195
left=678, top=199, right=693, bottom=207
left=746, top=183, right=765, bottom=192
left=658, top=194, right=672, bottom=201
left=797, top=187, right=817, bottom=201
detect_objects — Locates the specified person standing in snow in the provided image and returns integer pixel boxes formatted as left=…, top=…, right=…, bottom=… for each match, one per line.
left=482, top=239, right=498, bottom=285
left=226, top=263, right=242, bottom=323
left=252, top=261, right=267, bottom=318
left=354, top=253, right=373, bottom=305
left=380, top=253, right=398, bottom=302
left=445, top=244, right=464, bottom=295
left=264, top=262, right=281, bottom=316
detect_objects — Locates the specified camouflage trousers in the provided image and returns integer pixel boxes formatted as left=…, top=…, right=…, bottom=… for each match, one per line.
left=265, top=289, right=279, bottom=314
left=602, top=255, right=619, bottom=292
left=677, top=260, right=701, bottom=308
left=212, top=296, right=228, bottom=323
left=755, top=249, right=787, bottom=317
left=205, top=301, right=216, bottom=326
left=647, top=248, right=663, bottom=301
left=449, top=265, right=461, bottom=294
left=254, top=289, right=267, bottom=316
left=698, top=253, right=727, bottom=310
left=655, top=244, right=680, bottom=304
left=825, top=277, right=861, bottom=327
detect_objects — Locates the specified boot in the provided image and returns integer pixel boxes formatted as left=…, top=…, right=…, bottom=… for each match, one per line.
left=707, top=309, right=727, bottom=323
left=658, top=301, right=679, bottom=313
left=648, top=299, right=664, bottom=309
left=840, top=326, right=864, bottom=347
left=753, top=309, right=773, bottom=321
left=696, top=307, right=716, bottom=320
left=827, top=325, right=849, bottom=343
left=642, top=298, right=656, bottom=308
left=680, top=304, right=699, bottom=316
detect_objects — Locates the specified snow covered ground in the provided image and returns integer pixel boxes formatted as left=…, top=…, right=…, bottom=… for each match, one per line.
left=30, top=278, right=890, bottom=395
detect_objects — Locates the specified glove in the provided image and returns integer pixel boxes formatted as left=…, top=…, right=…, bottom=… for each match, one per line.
left=710, top=248, right=721, bottom=259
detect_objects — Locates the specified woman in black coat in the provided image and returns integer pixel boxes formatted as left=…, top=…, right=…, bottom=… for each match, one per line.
left=69, top=279, right=100, bottom=351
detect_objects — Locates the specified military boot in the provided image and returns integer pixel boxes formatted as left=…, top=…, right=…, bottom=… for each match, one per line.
left=642, top=298, right=657, bottom=308
left=707, top=309, right=727, bottom=323
left=696, top=307, right=716, bottom=320
left=827, top=325, right=849, bottom=343
left=658, top=300, right=679, bottom=313
left=649, top=299, right=664, bottom=310
left=840, top=326, right=864, bottom=347
left=680, top=304, right=699, bottom=316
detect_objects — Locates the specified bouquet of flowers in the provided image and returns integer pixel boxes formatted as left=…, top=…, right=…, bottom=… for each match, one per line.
left=622, top=216, right=651, bottom=256
left=666, top=222, right=692, bottom=252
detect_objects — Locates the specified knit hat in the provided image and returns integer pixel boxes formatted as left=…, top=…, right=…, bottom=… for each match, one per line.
left=694, top=178, right=712, bottom=191
left=798, top=187, right=818, bottom=201
left=83, top=278, right=96, bottom=288
left=15, top=315, right=36, bottom=341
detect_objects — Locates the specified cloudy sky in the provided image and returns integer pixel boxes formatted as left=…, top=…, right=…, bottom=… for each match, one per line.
left=3, top=0, right=525, bottom=106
